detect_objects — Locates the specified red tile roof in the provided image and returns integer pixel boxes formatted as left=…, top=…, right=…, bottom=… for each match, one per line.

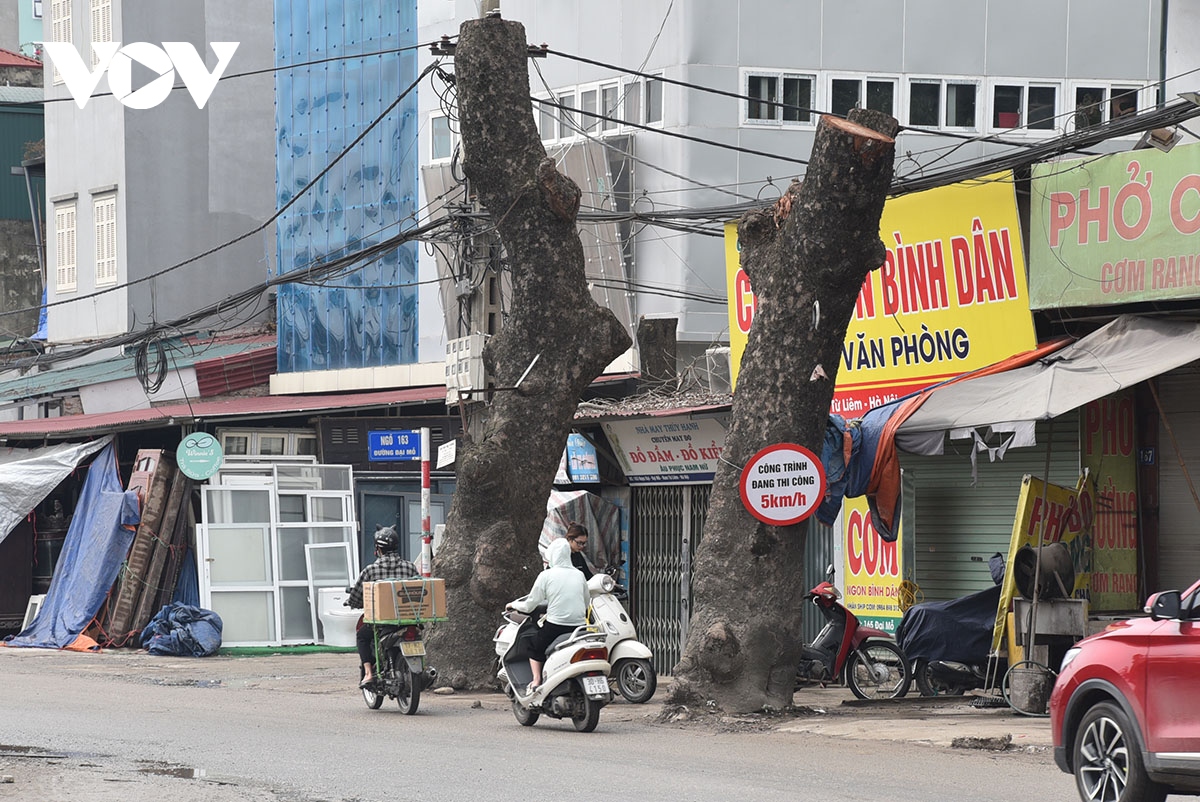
left=0, top=48, right=42, bottom=68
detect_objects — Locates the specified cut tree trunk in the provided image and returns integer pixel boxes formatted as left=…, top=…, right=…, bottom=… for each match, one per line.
left=425, top=16, right=631, bottom=689
left=669, top=109, right=898, bottom=713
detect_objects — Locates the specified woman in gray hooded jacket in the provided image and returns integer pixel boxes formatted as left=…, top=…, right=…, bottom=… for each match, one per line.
left=508, top=537, right=589, bottom=692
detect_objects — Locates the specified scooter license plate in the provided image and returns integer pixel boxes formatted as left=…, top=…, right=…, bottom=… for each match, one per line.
left=582, top=675, right=608, bottom=695
left=400, top=641, right=425, bottom=657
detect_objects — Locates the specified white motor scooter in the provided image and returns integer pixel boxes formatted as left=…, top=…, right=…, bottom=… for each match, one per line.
left=587, top=572, right=657, bottom=703
left=494, top=604, right=612, bottom=732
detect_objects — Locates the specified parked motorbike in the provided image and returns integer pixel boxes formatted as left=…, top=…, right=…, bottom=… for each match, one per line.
left=358, top=618, right=436, bottom=714
left=895, top=555, right=1006, bottom=697
left=494, top=604, right=612, bottom=732
left=588, top=570, right=657, bottom=703
left=795, top=565, right=912, bottom=699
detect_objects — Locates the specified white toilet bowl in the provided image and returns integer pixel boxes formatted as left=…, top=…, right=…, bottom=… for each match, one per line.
left=317, top=588, right=359, bottom=647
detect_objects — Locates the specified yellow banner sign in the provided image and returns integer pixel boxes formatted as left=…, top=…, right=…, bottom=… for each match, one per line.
left=725, top=173, right=1038, bottom=413
left=991, top=474, right=1095, bottom=653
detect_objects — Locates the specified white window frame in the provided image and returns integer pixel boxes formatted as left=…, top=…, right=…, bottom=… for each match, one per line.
left=90, top=0, right=112, bottom=66
left=600, top=82, right=620, bottom=132
left=826, top=72, right=898, bottom=119
left=536, top=94, right=558, bottom=142
left=987, top=78, right=1063, bottom=135
left=741, top=68, right=818, bottom=128
left=54, top=201, right=76, bottom=293
left=93, top=192, right=117, bottom=286
left=1066, top=81, right=1148, bottom=134
left=615, top=75, right=665, bottom=128
left=556, top=91, right=577, bottom=139
left=217, top=428, right=318, bottom=458
left=50, top=0, right=71, bottom=84
left=579, top=86, right=600, bottom=134
left=430, top=113, right=455, bottom=161
left=621, top=77, right=642, bottom=129
left=644, top=73, right=664, bottom=125
left=903, top=76, right=981, bottom=132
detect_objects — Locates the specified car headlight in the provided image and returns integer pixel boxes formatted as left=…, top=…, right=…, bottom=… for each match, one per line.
left=1059, top=647, right=1081, bottom=673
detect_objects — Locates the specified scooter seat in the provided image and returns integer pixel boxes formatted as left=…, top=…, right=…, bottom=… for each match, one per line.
left=546, top=633, right=573, bottom=655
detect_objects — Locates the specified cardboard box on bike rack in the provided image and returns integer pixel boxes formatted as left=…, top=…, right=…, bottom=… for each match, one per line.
left=363, top=579, right=448, bottom=624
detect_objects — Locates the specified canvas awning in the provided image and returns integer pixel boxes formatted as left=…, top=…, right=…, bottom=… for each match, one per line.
left=829, top=314, right=1200, bottom=542
left=898, top=315, right=1200, bottom=434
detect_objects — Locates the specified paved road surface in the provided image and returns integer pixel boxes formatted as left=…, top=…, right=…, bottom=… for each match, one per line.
left=1, top=647, right=1076, bottom=802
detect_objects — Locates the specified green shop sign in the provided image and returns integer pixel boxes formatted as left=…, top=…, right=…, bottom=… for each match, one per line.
left=176, top=433, right=224, bottom=480
left=1029, top=141, right=1200, bottom=309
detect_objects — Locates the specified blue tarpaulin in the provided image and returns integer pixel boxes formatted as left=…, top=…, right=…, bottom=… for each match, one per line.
left=140, top=603, right=222, bottom=657
left=4, top=443, right=140, bottom=651
left=171, top=548, right=201, bottom=607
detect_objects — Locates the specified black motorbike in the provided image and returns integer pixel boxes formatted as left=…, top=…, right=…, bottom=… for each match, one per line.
left=896, top=555, right=1006, bottom=697
left=359, top=621, right=437, bottom=714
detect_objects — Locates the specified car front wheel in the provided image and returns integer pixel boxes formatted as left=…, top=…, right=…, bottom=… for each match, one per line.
left=1072, top=701, right=1167, bottom=802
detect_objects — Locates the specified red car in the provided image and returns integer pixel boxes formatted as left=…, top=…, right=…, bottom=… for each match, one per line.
left=1050, top=577, right=1200, bottom=802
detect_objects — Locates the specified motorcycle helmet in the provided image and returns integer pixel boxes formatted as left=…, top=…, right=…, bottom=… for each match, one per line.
left=374, top=526, right=399, bottom=553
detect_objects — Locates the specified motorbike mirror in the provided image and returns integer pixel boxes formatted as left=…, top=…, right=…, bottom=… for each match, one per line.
left=825, top=564, right=835, bottom=579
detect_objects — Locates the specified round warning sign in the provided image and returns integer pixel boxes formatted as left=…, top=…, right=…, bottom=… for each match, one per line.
left=738, top=443, right=826, bottom=526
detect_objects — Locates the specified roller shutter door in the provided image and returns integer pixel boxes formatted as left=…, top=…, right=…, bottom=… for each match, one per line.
left=1155, top=371, right=1200, bottom=590
left=901, top=413, right=1081, bottom=602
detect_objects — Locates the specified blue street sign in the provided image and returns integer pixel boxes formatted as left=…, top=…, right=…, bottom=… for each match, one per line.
left=368, top=430, right=422, bottom=462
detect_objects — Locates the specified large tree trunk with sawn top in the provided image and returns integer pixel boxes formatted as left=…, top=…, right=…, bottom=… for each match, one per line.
left=426, top=16, right=631, bottom=689
left=668, top=109, right=898, bottom=713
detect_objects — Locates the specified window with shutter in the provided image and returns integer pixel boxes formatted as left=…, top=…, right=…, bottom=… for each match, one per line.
left=50, top=0, right=71, bottom=84
left=55, top=203, right=77, bottom=293
left=94, top=194, right=117, bottom=285
left=90, top=0, right=112, bottom=66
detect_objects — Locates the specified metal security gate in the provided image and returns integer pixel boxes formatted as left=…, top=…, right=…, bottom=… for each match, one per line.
left=629, top=485, right=710, bottom=677
left=629, top=484, right=832, bottom=675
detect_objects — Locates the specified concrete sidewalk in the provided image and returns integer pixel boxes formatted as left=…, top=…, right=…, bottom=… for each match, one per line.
left=776, top=687, right=1052, bottom=752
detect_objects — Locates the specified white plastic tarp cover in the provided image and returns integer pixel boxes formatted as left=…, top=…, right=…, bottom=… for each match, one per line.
left=897, top=315, right=1200, bottom=434
left=0, top=436, right=112, bottom=546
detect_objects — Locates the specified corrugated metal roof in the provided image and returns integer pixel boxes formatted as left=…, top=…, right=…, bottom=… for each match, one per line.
left=0, top=86, right=43, bottom=105
left=0, top=385, right=448, bottom=438
left=0, top=335, right=275, bottom=403
left=574, top=388, right=732, bottom=420
left=194, top=346, right=277, bottom=397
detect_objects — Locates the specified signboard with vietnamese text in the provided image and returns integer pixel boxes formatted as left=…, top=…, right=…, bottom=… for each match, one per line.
left=991, top=474, right=1095, bottom=654
left=1082, top=392, right=1139, bottom=612
left=554, top=433, right=601, bottom=484
left=738, top=443, right=825, bottom=526
left=1029, top=142, right=1200, bottom=309
left=368, top=430, right=421, bottom=462
left=601, top=416, right=726, bottom=485
left=725, top=173, right=1038, bottom=415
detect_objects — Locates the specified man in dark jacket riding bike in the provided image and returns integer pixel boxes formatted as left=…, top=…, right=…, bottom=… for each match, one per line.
left=346, top=525, right=419, bottom=689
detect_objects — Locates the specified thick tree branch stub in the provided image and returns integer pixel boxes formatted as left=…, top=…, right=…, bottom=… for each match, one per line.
left=537, top=158, right=581, bottom=222
left=670, top=108, right=898, bottom=715
left=820, top=113, right=896, bottom=165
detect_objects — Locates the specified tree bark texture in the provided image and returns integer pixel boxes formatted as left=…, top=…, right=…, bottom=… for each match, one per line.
left=669, top=110, right=898, bottom=713
left=426, top=17, right=631, bottom=689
